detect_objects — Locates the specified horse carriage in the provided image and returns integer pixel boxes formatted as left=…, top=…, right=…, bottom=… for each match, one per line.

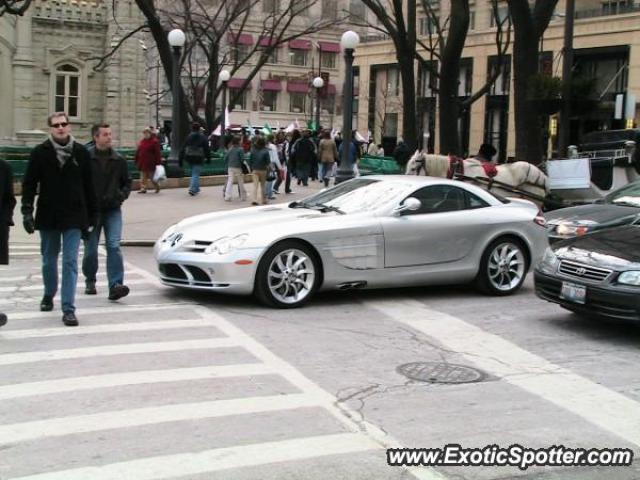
left=405, top=131, right=640, bottom=210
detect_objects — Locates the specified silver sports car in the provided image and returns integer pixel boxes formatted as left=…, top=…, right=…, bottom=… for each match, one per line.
left=154, top=176, right=549, bottom=308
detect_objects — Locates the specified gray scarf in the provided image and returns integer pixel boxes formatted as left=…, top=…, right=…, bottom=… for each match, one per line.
left=49, top=135, right=76, bottom=168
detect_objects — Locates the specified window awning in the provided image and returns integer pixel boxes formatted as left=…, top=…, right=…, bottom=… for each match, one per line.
left=289, top=39, right=311, bottom=50
left=287, top=81, right=309, bottom=93
left=228, top=33, right=254, bottom=45
left=318, top=41, right=340, bottom=53
left=260, top=79, right=282, bottom=91
left=258, top=36, right=282, bottom=47
left=228, top=78, right=251, bottom=89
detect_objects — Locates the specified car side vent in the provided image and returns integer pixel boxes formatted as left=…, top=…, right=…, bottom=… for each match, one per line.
left=180, top=240, right=213, bottom=253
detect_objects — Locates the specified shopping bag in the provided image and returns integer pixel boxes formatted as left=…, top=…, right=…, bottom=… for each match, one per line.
left=153, top=164, right=167, bottom=183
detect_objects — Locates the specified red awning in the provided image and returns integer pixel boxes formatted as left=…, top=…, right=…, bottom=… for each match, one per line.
left=258, top=36, right=281, bottom=47
left=326, top=84, right=337, bottom=95
left=318, top=41, right=340, bottom=53
left=228, top=78, right=251, bottom=90
left=228, top=33, right=253, bottom=45
left=287, top=81, right=309, bottom=93
left=260, top=79, right=282, bottom=91
left=289, top=39, right=311, bottom=50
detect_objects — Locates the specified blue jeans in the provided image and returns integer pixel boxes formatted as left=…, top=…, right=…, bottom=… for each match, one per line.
left=265, top=179, right=275, bottom=198
left=189, top=164, right=203, bottom=194
left=40, top=229, right=82, bottom=313
left=82, top=208, right=124, bottom=289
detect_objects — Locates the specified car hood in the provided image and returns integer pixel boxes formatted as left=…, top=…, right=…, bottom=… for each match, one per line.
left=171, top=204, right=368, bottom=243
left=552, top=225, right=640, bottom=269
left=546, top=203, right=639, bottom=227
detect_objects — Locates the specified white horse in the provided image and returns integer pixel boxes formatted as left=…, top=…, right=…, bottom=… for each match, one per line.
left=405, top=151, right=549, bottom=202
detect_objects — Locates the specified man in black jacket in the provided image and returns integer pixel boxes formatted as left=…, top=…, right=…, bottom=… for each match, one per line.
left=180, top=122, right=210, bottom=196
left=0, top=158, right=16, bottom=327
left=82, top=124, right=132, bottom=302
left=22, top=112, right=97, bottom=327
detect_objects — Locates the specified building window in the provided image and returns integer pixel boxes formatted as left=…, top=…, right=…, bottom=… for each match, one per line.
left=290, top=92, right=306, bottom=113
left=320, top=94, right=335, bottom=114
left=488, top=55, right=511, bottom=96
left=290, top=49, right=308, bottom=66
left=458, top=59, right=473, bottom=97
left=349, top=0, right=365, bottom=20
left=469, top=9, right=475, bottom=30
left=383, top=113, right=398, bottom=137
left=322, top=0, right=337, bottom=19
left=321, top=52, right=336, bottom=69
left=263, top=0, right=279, bottom=13
left=419, top=16, right=439, bottom=36
left=491, top=5, right=510, bottom=27
left=261, top=90, right=278, bottom=111
left=230, top=90, right=247, bottom=110
left=387, top=68, right=400, bottom=97
left=54, top=63, right=81, bottom=120
left=602, top=0, right=632, bottom=15
left=232, top=44, right=251, bottom=63
left=267, top=48, right=278, bottom=64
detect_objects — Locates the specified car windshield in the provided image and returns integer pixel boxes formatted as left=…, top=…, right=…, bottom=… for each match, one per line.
left=604, top=181, right=640, bottom=207
left=293, top=178, right=409, bottom=214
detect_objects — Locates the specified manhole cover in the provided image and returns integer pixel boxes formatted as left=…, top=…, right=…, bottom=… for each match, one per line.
left=396, top=362, right=486, bottom=384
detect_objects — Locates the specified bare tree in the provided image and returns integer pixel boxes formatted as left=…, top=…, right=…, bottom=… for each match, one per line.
left=419, top=0, right=511, bottom=156
left=0, top=0, right=33, bottom=16
left=507, top=0, right=559, bottom=163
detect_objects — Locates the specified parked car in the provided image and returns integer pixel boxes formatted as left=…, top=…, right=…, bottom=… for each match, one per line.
left=546, top=179, right=640, bottom=242
left=154, top=176, right=548, bottom=308
left=534, top=222, right=640, bottom=321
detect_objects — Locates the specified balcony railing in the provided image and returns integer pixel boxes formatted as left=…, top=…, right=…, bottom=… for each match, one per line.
left=575, top=4, right=640, bottom=19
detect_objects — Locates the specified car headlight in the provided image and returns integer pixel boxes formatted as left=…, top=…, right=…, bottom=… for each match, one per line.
left=204, top=234, right=249, bottom=255
left=618, top=271, right=640, bottom=286
left=538, top=247, right=559, bottom=274
left=555, top=223, right=591, bottom=237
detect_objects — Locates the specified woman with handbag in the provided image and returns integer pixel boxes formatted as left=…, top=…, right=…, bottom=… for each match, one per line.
left=134, top=127, right=162, bottom=193
left=318, top=131, right=338, bottom=188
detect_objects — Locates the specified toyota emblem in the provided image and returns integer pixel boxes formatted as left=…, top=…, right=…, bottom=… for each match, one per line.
left=575, top=267, right=587, bottom=276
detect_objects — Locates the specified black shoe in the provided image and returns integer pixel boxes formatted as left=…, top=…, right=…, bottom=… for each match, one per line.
left=62, top=311, right=78, bottom=327
left=85, top=281, right=97, bottom=295
left=40, top=295, right=54, bottom=312
left=0, top=313, right=7, bottom=327
left=108, top=284, right=130, bottom=301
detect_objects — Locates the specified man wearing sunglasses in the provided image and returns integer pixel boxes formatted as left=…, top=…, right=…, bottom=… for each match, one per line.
left=21, top=112, right=97, bottom=327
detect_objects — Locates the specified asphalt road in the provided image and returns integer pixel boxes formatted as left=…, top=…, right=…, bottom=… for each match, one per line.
left=0, top=240, right=639, bottom=480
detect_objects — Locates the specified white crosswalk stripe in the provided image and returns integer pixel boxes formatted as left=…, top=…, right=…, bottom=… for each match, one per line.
left=0, top=278, right=151, bottom=292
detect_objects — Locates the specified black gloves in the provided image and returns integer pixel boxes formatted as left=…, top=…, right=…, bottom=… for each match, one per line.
left=23, top=214, right=35, bottom=234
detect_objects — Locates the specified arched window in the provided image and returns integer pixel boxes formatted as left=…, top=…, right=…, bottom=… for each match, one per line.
left=54, top=64, right=81, bottom=119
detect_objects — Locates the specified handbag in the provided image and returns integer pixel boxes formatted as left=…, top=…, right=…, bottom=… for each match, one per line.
left=153, top=164, right=167, bottom=183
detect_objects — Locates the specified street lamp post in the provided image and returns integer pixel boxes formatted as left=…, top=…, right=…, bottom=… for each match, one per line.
left=335, top=30, right=359, bottom=185
left=167, top=28, right=186, bottom=177
left=312, top=76, right=324, bottom=134
left=219, top=69, right=230, bottom=133
left=558, top=0, right=575, bottom=157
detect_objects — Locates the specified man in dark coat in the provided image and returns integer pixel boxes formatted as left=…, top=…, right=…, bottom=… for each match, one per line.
left=0, top=158, right=16, bottom=327
left=180, top=122, right=211, bottom=196
left=82, top=124, right=131, bottom=302
left=393, top=140, right=411, bottom=169
left=291, top=129, right=316, bottom=187
left=21, top=112, right=97, bottom=327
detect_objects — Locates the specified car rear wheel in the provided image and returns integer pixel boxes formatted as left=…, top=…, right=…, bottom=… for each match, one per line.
left=255, top=240, right=320, bottom=308
left=476, top=238, right=528, bottom=296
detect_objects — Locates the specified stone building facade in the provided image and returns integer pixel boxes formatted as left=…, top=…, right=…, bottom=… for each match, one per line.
left=0, top=0, right=148, bottom=147
left=353, top=0, right=640, bottom=161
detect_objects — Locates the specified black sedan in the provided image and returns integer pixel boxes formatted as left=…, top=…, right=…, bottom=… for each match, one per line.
left=535, top=222, right=640, bottom=321
left=546, top=180, right=640, bottom=242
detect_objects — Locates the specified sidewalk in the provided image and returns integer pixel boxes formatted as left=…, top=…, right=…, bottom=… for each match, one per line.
left=10, top=177, right=325, bottom=246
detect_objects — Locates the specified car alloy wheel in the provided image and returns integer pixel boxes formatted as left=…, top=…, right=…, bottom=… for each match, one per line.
left=476, top=238, right=528, bottom=296
left=255, top=240, right=320, bottom=308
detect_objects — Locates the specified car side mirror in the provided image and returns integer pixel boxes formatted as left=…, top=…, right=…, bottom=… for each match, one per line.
left=393, top=197, right=422, bottom=215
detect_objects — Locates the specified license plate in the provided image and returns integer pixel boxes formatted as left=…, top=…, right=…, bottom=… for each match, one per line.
left=560, top=282, right=586, bottom=304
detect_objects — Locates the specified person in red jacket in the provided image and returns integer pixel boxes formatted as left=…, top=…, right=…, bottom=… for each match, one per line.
left=134, top=127, right=162, bottom=193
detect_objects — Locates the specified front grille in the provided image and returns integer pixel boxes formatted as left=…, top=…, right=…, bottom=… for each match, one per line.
left=558, top=260, right=612, bottom=283
left=159, top=263, right=187, bottom=280
left=184, top=265, right=211, bottom=283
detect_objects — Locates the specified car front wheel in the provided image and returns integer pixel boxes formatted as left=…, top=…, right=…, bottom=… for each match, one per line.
left=476, top=238, right=528, bottom=295
left=255, top=240, right=320, bottom=308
